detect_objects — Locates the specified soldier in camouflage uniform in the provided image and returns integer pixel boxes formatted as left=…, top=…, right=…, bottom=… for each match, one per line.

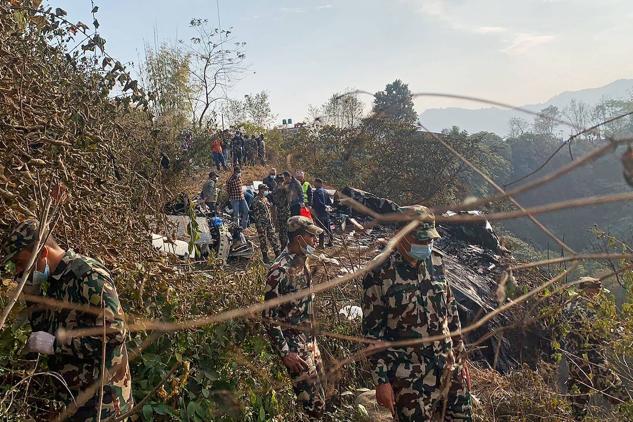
left=362, top=206, right=472, bottom=422
left=561, top=277, right=628, bottom=420
left=271, top=175, right=290, bottom=249
left=2, top=220, right=133, bottom=421
left=251, top=184, right=281, bottom=264
left=244, top=135, right=256, bottom=166
left=262, top=216, right=326, bottom=420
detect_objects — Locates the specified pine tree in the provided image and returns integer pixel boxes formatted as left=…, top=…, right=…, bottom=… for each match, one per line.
left=372, top=79, right=418, bottom=125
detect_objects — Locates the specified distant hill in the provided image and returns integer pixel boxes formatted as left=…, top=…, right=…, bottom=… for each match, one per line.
left=419, top=79, right=633, bottom=135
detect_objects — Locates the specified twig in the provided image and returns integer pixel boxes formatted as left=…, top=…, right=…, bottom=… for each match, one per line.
left=57, top=220, right=421, bottom=340
left=504, top=110, right=633, bottom=187
left=53, top=332, right=163, bottom=421
left=325, top=264, right=578, bottom=378
left=419, top=122, right=575, bottom=254
left=509, top=253, right=633, bottom=271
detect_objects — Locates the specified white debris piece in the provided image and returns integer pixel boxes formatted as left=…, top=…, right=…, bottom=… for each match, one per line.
left=165, top=216, right=213, bottom=245
left=152, top=234, right=196, bottom=258
left=339, top=305, right=363, bottom=321
left=243, top=181, right=263, bottom=193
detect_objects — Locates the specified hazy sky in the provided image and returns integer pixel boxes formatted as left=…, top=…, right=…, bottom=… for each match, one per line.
left=53, top=0, right=633, bottom=123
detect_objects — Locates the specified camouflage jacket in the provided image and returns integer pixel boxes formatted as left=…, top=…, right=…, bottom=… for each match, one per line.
left=245, top=137, right=256, bottom=154
left=262, top=250, right=313, bottom=356
left=200, top=178, right=218, bottom=203
left=30, top=250, right=132, bottom=410
left=361, top=250, right=464, bottom=385
left=271, top=185, right=290, bottom=214
left=251, top=195, right=273, bottom=227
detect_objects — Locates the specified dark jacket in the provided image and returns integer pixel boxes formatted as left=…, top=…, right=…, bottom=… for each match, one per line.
left=312, top=187, right=331, bottom=216
left=263, top=175, right=277, bottom=191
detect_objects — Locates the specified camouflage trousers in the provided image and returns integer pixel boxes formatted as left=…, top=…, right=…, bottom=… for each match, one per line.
left=567, top=356, right=628, bottom=420
left=63, top=384, right=134, bottom=422
left=256, top=221, right=281, bottom=258
left=391, top=356, right=472, bottom=422
left=285, top=338, right=326, bottom=420
left=276, top=211, right=290, bottom=248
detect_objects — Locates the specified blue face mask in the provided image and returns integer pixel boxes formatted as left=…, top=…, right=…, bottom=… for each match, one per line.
left=409, top=243, right=433, bottom=261
left=32, top=258, right=50, bottom=285
left=299, top=237, right=316, bottom=256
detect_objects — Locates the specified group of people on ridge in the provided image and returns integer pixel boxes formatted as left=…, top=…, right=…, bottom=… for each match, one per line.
left=209, top=129, right=266, bottom=172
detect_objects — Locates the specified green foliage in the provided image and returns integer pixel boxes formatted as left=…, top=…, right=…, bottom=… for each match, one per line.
left=0, top=320, right=29, bottom=366
left=533, top=105, right=561, bottom=136
left=278, top=118, right=511, bottom=206
left=592, top=98, right=633, bottom=139
left=142, top=44, right=194, bottom=123
left=96, top=259, right=312, bottom=422
left=372, top=80, right=418, bottom=125
left=309, top=92, right=365, bottom=128
left=499, top=94, right=633, bottom=250
left=498, top=232, right=546, bottom=263
left=221, top=92, right=276, bottom=128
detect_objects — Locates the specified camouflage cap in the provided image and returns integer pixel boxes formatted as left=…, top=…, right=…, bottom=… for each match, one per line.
left=2, top=220, right=39, bottom=265
left=287, top=216, right=323, bottom=236
left=398, top=205, right=441, bottom=241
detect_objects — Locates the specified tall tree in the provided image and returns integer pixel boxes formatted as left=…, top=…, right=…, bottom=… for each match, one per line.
left=533, top=105, right=560, bottom=137
left=220, top=98, right=246, bottom=128
left=372, top=79, right=417, bottom=125
left=219, top=91, right=275, bottom=128
left=323, top=92, right=364, bottom=128
left=141, top=44, right=193, bottom=123
left=592, top=98, right=633, bottom=139
left=186, top=18, right=246, bottom=128
left=564, top=99, right=590, bottom=136
left=243, top=91, right=275, bottom=127
left=508, top=116, right=531, bottom=138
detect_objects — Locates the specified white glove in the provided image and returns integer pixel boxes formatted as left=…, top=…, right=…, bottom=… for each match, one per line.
left=26, top=331, right=55, bottom=355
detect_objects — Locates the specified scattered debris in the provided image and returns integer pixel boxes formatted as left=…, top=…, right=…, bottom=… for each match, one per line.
left=152, top=234, right=195, bottom=258
left=338, top=305, right=363, bottom=321
left=158, top=195, right=255, bottom=264
left=338, top=186, right=400, bottom=216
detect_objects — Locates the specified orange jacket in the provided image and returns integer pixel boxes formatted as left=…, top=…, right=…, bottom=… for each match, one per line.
left=211, top=138, right=223, bottom=153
